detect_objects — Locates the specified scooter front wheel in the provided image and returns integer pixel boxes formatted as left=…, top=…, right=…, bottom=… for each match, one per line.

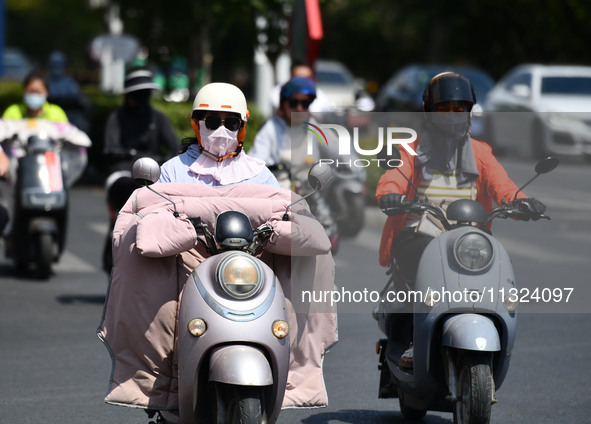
left=35, top=232, right=53, bottom=279
left=216, top=383, right=267, bottom=424
left=398, top=390, right=427, bottom=420
left=453, top=353, right=494, bottom=424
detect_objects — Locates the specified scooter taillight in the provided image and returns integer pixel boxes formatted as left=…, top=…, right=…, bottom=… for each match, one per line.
left=108, top=205, right=118, bottom=221
left=43, top=152, right=63, bottom=192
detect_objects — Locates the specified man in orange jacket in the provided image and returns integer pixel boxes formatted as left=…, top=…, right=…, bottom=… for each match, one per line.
left=376, top=72, right=546, bottom=274
left=375, top=72, right=546, bottom=369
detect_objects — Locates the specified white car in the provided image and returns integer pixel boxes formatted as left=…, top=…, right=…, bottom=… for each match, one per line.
left=314, top=59, right=375, bottom=113
left=484, top=64, right=591, bottom=158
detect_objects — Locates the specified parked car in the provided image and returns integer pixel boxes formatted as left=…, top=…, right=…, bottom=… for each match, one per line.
left=375, top=64, right=494, bottom=138
left=314, top=59, right=375, bottom=113
left=484, top=64, right=591, bottom=159
left=375, top=64, right=495, bottom=113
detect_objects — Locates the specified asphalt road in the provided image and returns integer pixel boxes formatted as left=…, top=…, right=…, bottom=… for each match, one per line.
left=0, top=157, right=590, bottom=423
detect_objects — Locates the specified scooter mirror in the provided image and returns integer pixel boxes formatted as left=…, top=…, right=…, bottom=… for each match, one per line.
left=376, top=146, right=402, bottom=170
left=282, top=163, right=335, bottom=221
left=131, top=157, right=179, bottom=217
left=535, top=157, right=560, bottom=175
left=514, top=156, right=559, bottom=200
left=308, top=162, right=334, bottom=191
left=132, top=157, right=161, bottom=186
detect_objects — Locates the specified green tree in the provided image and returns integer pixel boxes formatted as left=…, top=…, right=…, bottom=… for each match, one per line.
left=320, top=0, right=591, bottom=83
left=5, top=0, right=104, bottom=71
left=116, top=0, right=290, bottom=96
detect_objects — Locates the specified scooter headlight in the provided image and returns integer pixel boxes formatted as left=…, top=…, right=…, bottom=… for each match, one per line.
left=216, top=253, right=263, bottom=299
left=454, top=232, right=493, bottom=271
left=503, top=294, right=518, bottom=312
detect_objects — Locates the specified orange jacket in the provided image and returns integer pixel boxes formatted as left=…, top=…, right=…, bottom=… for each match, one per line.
left=376, top=137, right=525, bottom=267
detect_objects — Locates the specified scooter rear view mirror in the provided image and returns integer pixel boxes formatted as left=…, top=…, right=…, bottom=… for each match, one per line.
left=131, top=157, right=161, bottom=186
left=307, top=162, right=334, bottom=191
left=282, top=162, right=334, bottom=221
left=514, top=156, right=559, bottom=200
left=535, top=156, right=560, bottom=174
left=131, top=157, right=179, bottom=217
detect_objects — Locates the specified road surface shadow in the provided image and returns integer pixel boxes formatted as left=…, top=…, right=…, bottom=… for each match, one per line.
left=287, top=409, right=452, bottom=424
left=57, top=294, right=106, bottom=305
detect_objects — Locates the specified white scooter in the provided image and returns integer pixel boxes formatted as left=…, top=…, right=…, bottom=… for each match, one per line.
left=373, top=155, right=558, bottom=423
left=129, top=158, right=333, bottom=424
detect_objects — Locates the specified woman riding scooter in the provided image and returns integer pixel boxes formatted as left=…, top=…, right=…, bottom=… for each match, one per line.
left=3, top=69, right=69, bottom=122
left=0, top=69, right=67, bottom=234
left=376, top=72, right=546, bottom=369
left=98, top=83, right=337, bottom=422
left=157, top=82, right=277, bottom=186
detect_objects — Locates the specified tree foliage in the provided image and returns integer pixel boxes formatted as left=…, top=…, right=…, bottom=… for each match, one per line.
left=116, top=0, right=290, bottom=96
left=4, top=0, right=591, bottom=89
left=320, top=0, right=591, bottom=82
left=5, top=0, right=104, bottom=71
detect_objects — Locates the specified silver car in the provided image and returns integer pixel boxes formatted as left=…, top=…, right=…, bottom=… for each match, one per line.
left=484, top=64, right=591, bottom=159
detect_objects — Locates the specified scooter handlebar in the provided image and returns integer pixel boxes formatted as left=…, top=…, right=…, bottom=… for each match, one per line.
left=483, top=201, right=551, bottom=226
left=382, top=199, right=551, bottom=230
left=381, top=200, right=451, bottom=229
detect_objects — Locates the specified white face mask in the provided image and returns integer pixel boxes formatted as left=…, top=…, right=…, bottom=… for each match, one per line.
left=24, top=93, right=46, bottom=111
left=199, top=121, right=239, bottom=159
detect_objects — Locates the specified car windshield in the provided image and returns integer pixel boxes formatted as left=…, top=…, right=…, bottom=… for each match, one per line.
left=417, top=68, right=494, bottom=103
left=541, top=76, right=591, bottom=95
left=458, top=71, right=494, bottom=102
left=316, top=70, right=353, bottom=85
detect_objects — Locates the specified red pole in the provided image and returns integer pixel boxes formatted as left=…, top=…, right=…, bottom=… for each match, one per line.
left=305, top=0, right=323, bottom=66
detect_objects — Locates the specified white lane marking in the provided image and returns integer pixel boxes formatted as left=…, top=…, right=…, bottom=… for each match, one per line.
left=53, top=250, right=97, bottom=273
left=88, top=222, right=109, bottom=236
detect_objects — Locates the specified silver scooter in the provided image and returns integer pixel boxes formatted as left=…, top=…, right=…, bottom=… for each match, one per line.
left=373, top=156, right=558, bottom=423
left=131, top=158, right=333, bottom=424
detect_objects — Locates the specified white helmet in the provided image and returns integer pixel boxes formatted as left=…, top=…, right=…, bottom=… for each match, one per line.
left=191, top=82, right=248, bottom=121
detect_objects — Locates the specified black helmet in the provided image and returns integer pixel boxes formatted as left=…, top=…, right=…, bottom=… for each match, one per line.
left=422, top=72, right=476, bottom=112
left=215, top=211, right=254, bottom=249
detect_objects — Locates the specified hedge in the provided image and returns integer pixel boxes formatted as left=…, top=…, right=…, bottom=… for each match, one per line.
left=0, top=81, right=266, bottom=184
left=0, top=81, right=379, bottom=203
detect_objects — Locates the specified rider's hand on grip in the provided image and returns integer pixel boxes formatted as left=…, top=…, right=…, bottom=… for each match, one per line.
left=379, top=193, right=407, bottom=209
left=255, top=223, right=273, bottom=235
left=187, top=217, right=202, bottom=230
left=515, top=198, right=547, bottom=221
left=380, top=193, right=411, bottom=216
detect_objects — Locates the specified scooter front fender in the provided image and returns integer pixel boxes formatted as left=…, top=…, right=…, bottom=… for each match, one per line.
left=442, top=314, right=500, bottom=352
left=28, top=217, right=58, bottom=235
left=209, top=345, right=273, bottom=386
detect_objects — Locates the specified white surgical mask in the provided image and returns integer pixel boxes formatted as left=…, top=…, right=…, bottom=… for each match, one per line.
left=199, top=121, right=239, bottom=159
left=24, top=93, right=46, bottom=111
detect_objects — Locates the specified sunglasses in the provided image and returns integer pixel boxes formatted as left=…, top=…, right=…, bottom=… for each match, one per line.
left=202, top=115, right=242, bottom=132
left=287, top=98, right=313, bottom=109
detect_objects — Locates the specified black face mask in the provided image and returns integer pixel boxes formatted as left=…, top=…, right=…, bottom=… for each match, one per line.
left=430, top=112, right=471, bottom=140
left=127, top=90, right=152, bottom=107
